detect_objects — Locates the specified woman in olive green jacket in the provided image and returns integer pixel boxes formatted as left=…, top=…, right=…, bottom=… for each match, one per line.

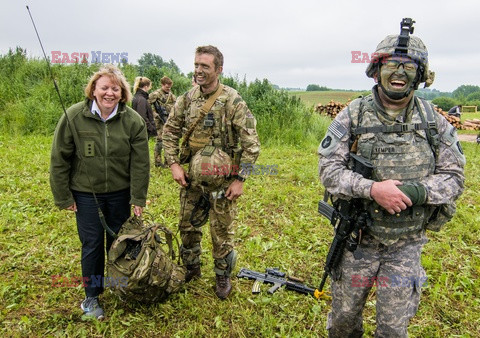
left=50, top=64, right=150, bottom=320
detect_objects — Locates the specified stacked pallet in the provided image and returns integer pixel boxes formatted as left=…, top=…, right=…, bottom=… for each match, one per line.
left=315, top=100, right=348, bottom=118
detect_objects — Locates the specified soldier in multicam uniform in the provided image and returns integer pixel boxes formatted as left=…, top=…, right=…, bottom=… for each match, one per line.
left=148, top=76, right=177, bottom=167
left=162, top=45, right=260, bottom=299
left=318, top=20, right=465, bottom=337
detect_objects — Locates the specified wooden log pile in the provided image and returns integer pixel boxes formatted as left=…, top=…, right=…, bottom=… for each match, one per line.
left=462, top=119, right=480, bottom=130
left=434, top=107, right=462, bottom=129
left=316, top=99, right=479, bottom=131
left=315, top=100, right=348, bottom=118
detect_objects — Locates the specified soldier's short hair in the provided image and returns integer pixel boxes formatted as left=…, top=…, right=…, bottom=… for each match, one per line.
left=196, top=45, right=224, bottom=70
left=161, top=76, right=173, bottom=85
left=84, top=64, right=132, bottom=103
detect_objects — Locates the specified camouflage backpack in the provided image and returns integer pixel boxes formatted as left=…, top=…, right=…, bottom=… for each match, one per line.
left=107, top=216, right=186, bottom=303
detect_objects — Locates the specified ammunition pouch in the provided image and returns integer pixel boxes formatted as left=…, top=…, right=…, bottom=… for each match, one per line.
left=366, top=203, right=426, bottom=240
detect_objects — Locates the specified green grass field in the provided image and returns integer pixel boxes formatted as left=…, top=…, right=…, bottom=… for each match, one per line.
left=289, top=91, right=365, bottom=107
left=0, top=132, right=479, bottom=337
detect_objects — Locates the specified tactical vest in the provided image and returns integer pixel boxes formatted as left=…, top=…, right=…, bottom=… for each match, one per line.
left=183, top=86, right=243, bottom=189
left=185, top=86, right=235, bottom=155
left=348, top=95, right=438, bottom=242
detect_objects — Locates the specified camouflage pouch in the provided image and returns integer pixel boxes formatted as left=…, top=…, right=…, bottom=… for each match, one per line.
left=425, top=203, right=456, bottom=232
left=107, top=216, right=186, bottom=303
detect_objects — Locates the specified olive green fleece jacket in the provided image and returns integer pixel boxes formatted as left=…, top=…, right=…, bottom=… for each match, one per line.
left=50, top=99, right=150, bottom=209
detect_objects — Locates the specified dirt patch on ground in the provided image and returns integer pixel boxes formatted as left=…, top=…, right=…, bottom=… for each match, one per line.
left=458, top=134, right=479, bottom=143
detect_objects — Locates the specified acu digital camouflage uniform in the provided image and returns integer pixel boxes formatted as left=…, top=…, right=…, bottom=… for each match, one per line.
left=318, top=25, right=465, bottom=337
left=162, top=83, right=260, bottom=276
left=148, top=89, right=177, bottom=166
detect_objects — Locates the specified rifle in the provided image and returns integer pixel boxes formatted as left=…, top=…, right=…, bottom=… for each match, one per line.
left=237, top=268, right=322, bottom=299
left=317, top=153, right=374, bottom=293
left=153, top=101, right=169, bottom=124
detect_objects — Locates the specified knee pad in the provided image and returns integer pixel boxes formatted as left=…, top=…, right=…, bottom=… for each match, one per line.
left=214, top=250, right=237, bottom=276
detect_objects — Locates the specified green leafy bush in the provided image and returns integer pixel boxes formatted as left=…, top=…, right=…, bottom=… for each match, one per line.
left=431, top=97, right=458, bottom=111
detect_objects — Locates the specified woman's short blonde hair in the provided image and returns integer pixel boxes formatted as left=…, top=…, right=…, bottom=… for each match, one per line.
left=84, top=64, right=132, bottom=103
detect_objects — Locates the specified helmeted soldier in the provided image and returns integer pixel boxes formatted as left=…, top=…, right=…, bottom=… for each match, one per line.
left=318, top=19, right=465, bottom=337
left=162, top=45, right=260, bottom=299
left=148, top=76, right=177, bottom=167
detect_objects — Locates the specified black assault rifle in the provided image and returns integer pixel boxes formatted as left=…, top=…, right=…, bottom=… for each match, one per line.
left=317, top=153, right=374, bottom=293
left=237, top=268, right=322, bottom=299
left=153, top=101, right=169, bottom=124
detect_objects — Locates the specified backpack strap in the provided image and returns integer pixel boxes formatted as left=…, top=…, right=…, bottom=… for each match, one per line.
left=348, top=96, right=365, bottom=152
left=415, top=97, right=440, bottom=159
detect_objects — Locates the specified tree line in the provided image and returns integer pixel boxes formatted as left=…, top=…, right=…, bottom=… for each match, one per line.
left=0, top=47, right=325, bottom=147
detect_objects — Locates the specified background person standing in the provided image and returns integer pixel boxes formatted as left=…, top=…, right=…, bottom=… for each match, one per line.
left=132, top=76, right=156, bottom=138
left=149, top=76, right=176, bottom=167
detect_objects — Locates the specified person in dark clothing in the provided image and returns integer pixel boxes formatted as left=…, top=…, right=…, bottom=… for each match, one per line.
left=50, top=64, right=150, bottom=320
left=132, top=77, right=157, bottom=137
left=447, top=105, right=462, bottom=118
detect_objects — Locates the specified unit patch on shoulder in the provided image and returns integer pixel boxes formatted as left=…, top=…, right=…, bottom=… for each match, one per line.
left=321, top=136, right=332, bottom=149
left=328, top=120, right=348, bottom=140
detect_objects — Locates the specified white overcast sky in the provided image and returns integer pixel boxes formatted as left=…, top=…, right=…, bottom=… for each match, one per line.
left=2, top=0, right=479, bottom=92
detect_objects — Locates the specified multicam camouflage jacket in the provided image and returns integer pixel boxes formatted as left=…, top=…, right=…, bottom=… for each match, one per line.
left=162, top=83, right=260, bottom=176
left=148, top=89, right=176, bottom=111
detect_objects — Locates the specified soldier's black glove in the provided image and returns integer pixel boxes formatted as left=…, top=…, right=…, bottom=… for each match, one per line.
left=398, top=183, right=427, bottom=205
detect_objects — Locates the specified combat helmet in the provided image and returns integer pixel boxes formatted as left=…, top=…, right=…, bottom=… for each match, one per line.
left=366, top=18, right=435, bottom=91
left=189, top=145, right=232, bottom=190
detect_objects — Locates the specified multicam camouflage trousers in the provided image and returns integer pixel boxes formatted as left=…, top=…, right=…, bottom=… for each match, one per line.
left=327, top=232, right=428, bottom=338
left=178, top=185, right=236, bottom=271
left=154, top=122, right=164, bottom=166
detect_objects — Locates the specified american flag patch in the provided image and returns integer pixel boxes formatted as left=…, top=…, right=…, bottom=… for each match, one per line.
left=328, top=120, right=348, bottom=139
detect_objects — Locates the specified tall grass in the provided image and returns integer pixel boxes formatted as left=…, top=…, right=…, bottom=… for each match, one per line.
left=0, top=50, right=328, bottom=147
